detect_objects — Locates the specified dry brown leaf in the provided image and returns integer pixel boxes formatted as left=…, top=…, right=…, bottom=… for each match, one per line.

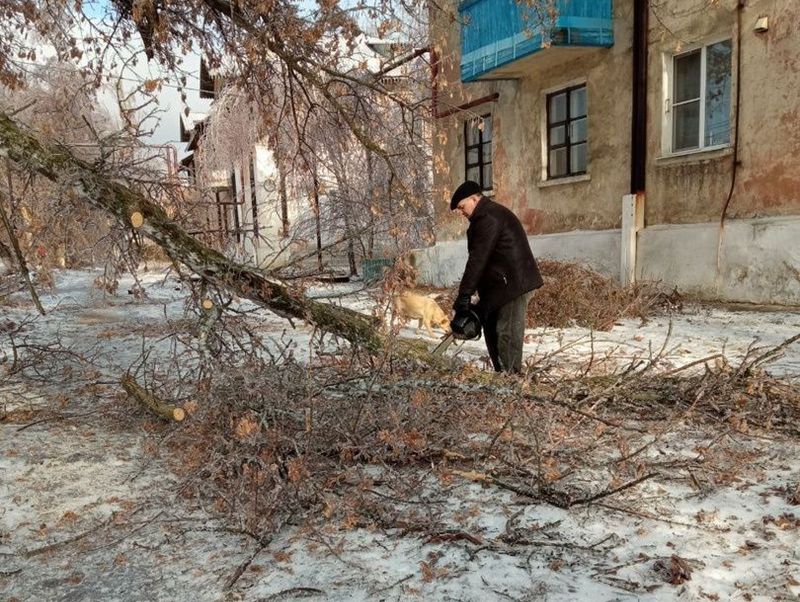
left=653, top=555, right=693, bottom=585
left=452, top=469, right=491, bottom=483
left=59, top=511, right=79, bottom=525
left=273, top=551, right=292, bottom=563
left=287, top=456, right=308, bottom=483
left=234, top=415, right=260, bottom=440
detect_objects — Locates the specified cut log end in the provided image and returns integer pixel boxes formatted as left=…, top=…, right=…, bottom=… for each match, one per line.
left=121, top=373, right=185, bottom=422
left=201, top=298, right=214, bottom=310
left=130, top=212, right=144, bottom=229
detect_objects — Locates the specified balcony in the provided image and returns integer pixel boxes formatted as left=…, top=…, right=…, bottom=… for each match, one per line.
left=459, top=0, right=614, bottom=82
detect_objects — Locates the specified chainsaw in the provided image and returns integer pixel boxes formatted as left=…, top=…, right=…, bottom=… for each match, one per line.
left=432, top=308, right=482, bottom=357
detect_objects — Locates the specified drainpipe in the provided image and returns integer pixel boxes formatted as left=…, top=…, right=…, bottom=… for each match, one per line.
left=622, top=0, right=648, bottom=286
left=715, top=0, right=745, bottom=282
left=631, top=0, right=648, bottom=195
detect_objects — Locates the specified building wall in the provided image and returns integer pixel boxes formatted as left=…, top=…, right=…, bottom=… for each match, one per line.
left=427, top=0, right=800, bottom=303
left=646, top=0, right=800, bottom=226
left=431, top=0, right=634, bottom=240
left=433, top=0, right=800, bottom=236
left=411, top=215, right=800, bottom=304
left=411, top=228, right=621, bottom=286
left=236, top=144, right=309, bottom=269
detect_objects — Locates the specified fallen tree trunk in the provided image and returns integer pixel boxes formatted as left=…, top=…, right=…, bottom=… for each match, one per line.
left=121, top=373, right=186, bottom=421
left=0, top=111, right=383, bottom=350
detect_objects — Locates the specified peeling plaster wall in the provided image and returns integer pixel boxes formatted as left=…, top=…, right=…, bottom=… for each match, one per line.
left=427, top=0, right=800, bottom=303
left=432, top=0, right=800, bottom=235
left=647, top=0, right=800, bottom=225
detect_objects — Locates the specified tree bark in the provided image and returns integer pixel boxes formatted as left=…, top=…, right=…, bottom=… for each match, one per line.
left=121, top=373, right=185, bottom=421
left=0, top=111, right=383, bottom=350
left=0, top=161, right=45, bottom=315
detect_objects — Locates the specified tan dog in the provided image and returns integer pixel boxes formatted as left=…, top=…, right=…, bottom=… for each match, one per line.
left=393, top=292, right=451, bottom=337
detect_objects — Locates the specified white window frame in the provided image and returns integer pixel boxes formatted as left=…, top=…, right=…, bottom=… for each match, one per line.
left=539, top=78, right=589, bottom=183
left=661, top=35, right=733, bottom=157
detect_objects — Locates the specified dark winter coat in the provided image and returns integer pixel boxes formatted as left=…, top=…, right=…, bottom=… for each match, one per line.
left=458, top=197, right=543, bottom=313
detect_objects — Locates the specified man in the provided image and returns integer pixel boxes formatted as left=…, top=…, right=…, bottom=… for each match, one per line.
left=450, top=180, right=543, bottom=373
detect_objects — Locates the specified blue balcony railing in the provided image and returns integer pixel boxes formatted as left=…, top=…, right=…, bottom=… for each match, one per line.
left=459, top=0, right=614, bottom=81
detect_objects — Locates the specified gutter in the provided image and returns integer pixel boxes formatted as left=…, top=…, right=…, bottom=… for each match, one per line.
left=630, top=0, right=648, bottom=194
left=621, top=0, right=648, bottom=287
left=718, top=0, right=745, bottom=229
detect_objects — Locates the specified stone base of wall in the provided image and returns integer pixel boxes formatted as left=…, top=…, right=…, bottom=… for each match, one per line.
left=411, top=216, right=800, bottom=305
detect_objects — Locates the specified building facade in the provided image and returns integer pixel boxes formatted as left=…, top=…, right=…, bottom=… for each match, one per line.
left=419, top=0, right=800, bottom=304
left=180, top=39, right=432, bottom=275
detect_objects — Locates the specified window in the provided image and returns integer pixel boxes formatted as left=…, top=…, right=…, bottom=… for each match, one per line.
left=464, top=114, right=492, bottom=190
left=670, top=39, right=732, bottom=153
left=199, top=59, right=215, bottom=99
left=546, top=84, right=587, bottom=179
left=229, top=169, right=241, bottom=243
left=249, top=154, right=259, bottom=238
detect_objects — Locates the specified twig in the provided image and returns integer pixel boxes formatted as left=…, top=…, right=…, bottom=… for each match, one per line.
left=538, top=393, right=646, bottom=433
left=371, top=574, right=414, bottom=594
left=595, top=502, right=726, bottom=531
left=7, top=100, right=37, bottom=117
left=263, top=587, right=325, bottom=600
left=588, top=534, right=617, bottom=549
left=424, top=530, right=483, bottom=546
left=84, top=510, right=163, bottom=552
left=23, top=519, right=111, bottom=557
left=660, top=353, right=723, bottom=377
left=568, top=472, right=657, bottom=507
left=365, top=488, right=446, bottom=505
left=16, top=409, right=103, bottom=432
left=225, top=537, right=271, bottom=590
left=745, top=332, right=800, bottom=372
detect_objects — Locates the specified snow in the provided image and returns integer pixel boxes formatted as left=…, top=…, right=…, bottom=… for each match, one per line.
left=2, top=269, right=799, bottom=601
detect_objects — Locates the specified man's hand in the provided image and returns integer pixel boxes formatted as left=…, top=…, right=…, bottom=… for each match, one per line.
left=453, top=293, right=471, bottom=314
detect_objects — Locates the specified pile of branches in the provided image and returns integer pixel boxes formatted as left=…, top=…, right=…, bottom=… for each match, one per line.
left=164, top=334, right=800, bottom=543
left=528, top=260, right=682, bottom=331
left=433, top=259, right=680, bottom=331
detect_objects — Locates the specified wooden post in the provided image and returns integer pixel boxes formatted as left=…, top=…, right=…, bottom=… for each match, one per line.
left=621, top=193, right=645, bottom=287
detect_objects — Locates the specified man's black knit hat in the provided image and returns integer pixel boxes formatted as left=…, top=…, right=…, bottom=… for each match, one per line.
left=450, top=180, right=482, bottom=210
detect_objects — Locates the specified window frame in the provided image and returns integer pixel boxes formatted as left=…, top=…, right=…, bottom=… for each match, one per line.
left=199, top=59, right=215, bottom=99
left=464, top=113, right=493, bottom=192
left=545, top=83, right=588, bottom=180
left=229, top=168, right=241, bottom=243
left=248, top=154, right=259, bottom=238
left=662, top=36, right=733, bottom=157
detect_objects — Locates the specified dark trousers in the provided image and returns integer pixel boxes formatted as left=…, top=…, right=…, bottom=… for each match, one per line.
left=483, top=291, right=532, bottom=373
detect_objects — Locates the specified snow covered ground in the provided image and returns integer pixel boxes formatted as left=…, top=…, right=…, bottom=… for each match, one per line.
left=1, top=268, right=799, bottom=601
